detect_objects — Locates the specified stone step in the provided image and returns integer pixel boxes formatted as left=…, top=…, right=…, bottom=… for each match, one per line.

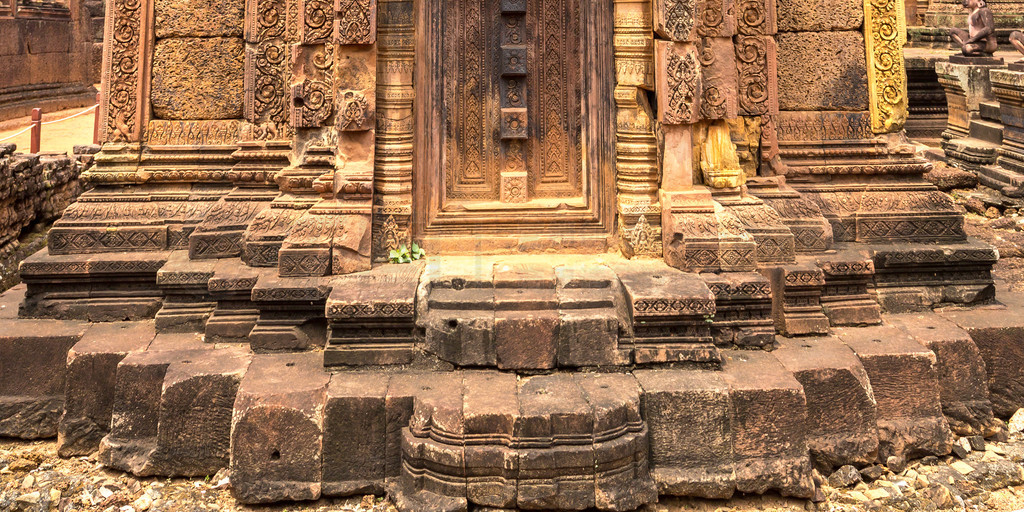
left=969, top=119, right=1004, bottom=145
left=979, top=100, right=1002, bottom=122
left=978, top=164, right=1024, bottom=190
left=937, top=287, right=1024, bottom=418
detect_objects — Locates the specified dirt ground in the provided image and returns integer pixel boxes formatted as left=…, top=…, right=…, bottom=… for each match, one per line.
left=0, top=105, right=99, bottom=156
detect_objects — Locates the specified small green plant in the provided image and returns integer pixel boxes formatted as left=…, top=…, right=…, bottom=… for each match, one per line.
left=389, top=242, right=426, bottom=263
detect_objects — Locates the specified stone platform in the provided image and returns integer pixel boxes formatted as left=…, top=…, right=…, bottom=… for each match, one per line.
left=0, top=253, right=1020, bottom=511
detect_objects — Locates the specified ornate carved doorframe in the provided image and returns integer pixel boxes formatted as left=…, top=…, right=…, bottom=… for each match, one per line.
left=411, top=0, right=615, bottom=253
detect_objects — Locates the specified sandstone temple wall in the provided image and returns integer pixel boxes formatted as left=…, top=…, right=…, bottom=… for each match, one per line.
left=0, top=0, right=98, bottom=122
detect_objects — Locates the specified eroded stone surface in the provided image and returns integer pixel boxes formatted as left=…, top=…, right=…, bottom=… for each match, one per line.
left=150, top=38, right=244, bottom=120
left=776, top=31, right=868, bottom=111
left=154, top=0, right=243, bottom=37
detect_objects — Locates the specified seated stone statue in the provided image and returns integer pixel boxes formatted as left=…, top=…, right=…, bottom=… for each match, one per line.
left=1012, top=30, right=1024, bottom=57
left=950, top=0, right=998, bottom=57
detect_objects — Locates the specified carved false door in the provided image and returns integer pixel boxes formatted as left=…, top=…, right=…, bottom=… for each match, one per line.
left=414, top=0, right=613, bottom=250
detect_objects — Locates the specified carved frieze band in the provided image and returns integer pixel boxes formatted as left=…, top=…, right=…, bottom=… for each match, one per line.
left=864, top=0, right=907, bottom=133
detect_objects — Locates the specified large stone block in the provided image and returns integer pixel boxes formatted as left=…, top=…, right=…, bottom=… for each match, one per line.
left=0, top=318, right=88, bottom=439
left=837, top=325, right=954, bottom=459
left=720, top=350, right=815, bottom=498
left=888, top=312, right=1002, bottom=437
left=322, top=372, right=389, bottom=496
left=99, top=345, right=251, bottom=477
left=938, top=292, right=1024, bottom=418
left=151, top=37, right=244, bottom=120
left=462, top=371, right=518, bottom=508
left=154, top=0, right=244, bottom=37
left=774, top=336, right=879, bottom=470
left=776, top=0, right=863, bottom=31
left=776, top=31, right=868, bottom=111
left=635, top=369, right=735, bottom=499
left=231, top=352, right=328, bottom=503
left=58, top=322, right=155, bottom=457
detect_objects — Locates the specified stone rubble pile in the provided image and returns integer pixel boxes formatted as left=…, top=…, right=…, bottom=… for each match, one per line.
left=0, top=143, right=89, bottom=291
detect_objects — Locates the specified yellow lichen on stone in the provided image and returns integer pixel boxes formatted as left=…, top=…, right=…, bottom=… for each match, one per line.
left=864, top=0, right=908, bottom=133
left=699, top=121, right=745, bottom=189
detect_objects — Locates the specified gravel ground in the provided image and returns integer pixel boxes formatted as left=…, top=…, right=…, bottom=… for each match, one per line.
left=4, top=429, right=1024, bottom=512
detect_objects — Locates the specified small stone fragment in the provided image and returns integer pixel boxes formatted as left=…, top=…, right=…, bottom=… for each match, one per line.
left=952, top=438, right=971, bottom=459
left=49, top=488, right=61, bottom=504
left=16, top=491, right=40, bottom=505
left=133, top=494, right=152, bottom=511
left=985, top=207, right=1002, bottom=219
left=886, top=455, right=907, bottom=473
left=951, top=460, right=975, bottom=475
left=967, top=436, right=985, bottom=451
left=864, top=488, right=889, bottom=500
left=847, top=490, right=869, bottom=502
left=828, top=465, right=862, bottom=488
left=923, top=484, right=954, bottom=508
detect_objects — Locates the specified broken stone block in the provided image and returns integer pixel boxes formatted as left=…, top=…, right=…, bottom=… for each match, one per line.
left=322, top=372, right=389, bottom=496
left=701, top=272, right=775, bottom=348
left=774, top=336, right=879, bottom=470
left=99, top=344, right=251, bottom=476
left=0, top=318, right=88, bottom=439
left=231, top=352, right=327, bottom=503
left=555, top=266, right=620, bottom=367
left=462, top=371, right=518, bottom=508
left=58, top=322, right=156, bottom=457
left=938, top=293, right=1024, bottom=418
left=635, top=369, right=735, bottom=499
left=888, top=312, right=1003, bottom=438
left=384, top=372, right=464, bottom=483
left=837, top=325, right=954, bottom=459
left=776, top=31, right=868, bottom=111
left=151, top=37, right=244, bottom=120
left=762, top=264, right=829, bottom=337
left=721, top=350, right=815, bottom=498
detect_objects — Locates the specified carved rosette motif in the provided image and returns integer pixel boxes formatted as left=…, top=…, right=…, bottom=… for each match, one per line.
left=734, top=35, right=774, bottom=116
left=300, top=0, right=333, bottom=43
left=864, top=0, right=907, bottom=133
left=291, top=79, right=333, bottom=127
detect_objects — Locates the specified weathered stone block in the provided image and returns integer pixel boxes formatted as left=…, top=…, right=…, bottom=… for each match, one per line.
left=635, top=369, right=735, bottom=499
left=154, top=0, right=244, bottom=37
left=776, top=31, right=868, bottom=111
left=151, top=37, right=244, bottom=120
left=99, top=345, right=251, bottom=477
left=58, top=322, right=155, bottom=457
left=494, top=311, right=558, bottom=370
left=697, top=37, right=739, bottom=120
left=231, top=352, right=328, bottom=503
left=323, top=372, right=389, bottom=496
left=776, top=0, right=862, bottom=31
left=655, top=41, right=701, bottom=125
left=888, top=313, right=1002, bottom=437
left=774, top=336, right=879, bottom=470
left=0, top=318, right=88, bottom=439
left=556, top=309, right=619, bottom=367
left=463, top=371, right=518, bottom=508
left=938, top=293, right=1024, bottom=418
left=721, top=350, right=815, bottom=498
left=837, top=325, right=954, bottom=459
left=654, top=0, right=699, bottom=41
left=575, top=373, right=656, bottom=511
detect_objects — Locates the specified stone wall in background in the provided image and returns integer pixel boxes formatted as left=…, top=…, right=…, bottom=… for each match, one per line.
left=84, top=0, right=105, bottom=78
left=0, top=143, right=91, bottom=291
left=0, top=0, right=97, bottom=122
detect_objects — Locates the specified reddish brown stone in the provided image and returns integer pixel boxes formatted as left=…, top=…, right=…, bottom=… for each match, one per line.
left=0, top=318, right=88, bottom=439
left=322, top=372, right=389, bottom=496
left=837, top=325, right=954, bottom=459
left=774, top=336, right=879, bottom=470
left=888, top=312, right=1003, bottom=437
left=494, top=311, right=558, bottom=370
left=776, top=31, right=868, bottom=111
left=99, top=345, right=251, bottom=477
left=721, top=350, right=815, bottom=498
left=938, top=293, right=1024, bottom=418
left=636, top=369, right=735, bottom=499
left=231, top=352, right=328, bottom=503
left=58, top=322, right=156, bottom=456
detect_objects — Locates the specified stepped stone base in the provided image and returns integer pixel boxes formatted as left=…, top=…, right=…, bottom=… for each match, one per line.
left=0, top=248, right=1019, bottom=511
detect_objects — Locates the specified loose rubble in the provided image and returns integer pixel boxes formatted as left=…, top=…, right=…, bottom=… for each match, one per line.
left=5, top=419, right=1024, bottom=512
